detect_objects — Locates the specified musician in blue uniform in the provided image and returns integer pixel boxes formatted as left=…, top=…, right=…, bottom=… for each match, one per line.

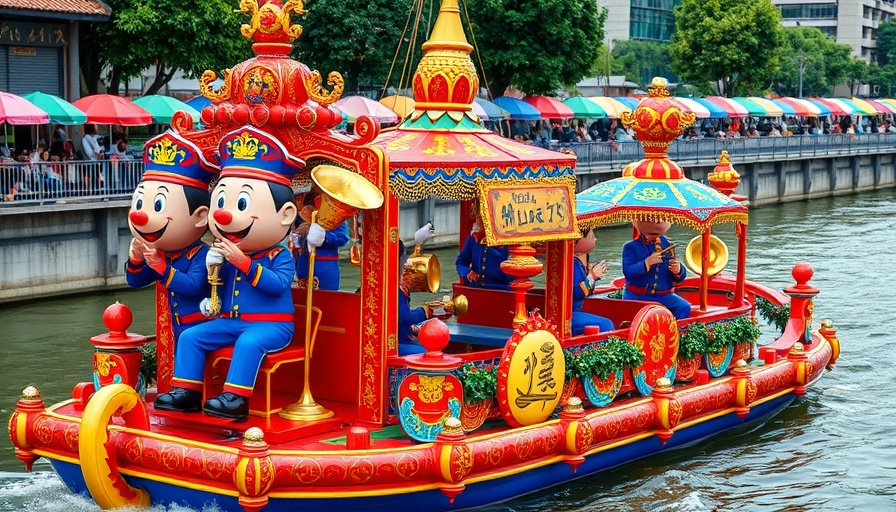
left=572, top=227, right=614, bottom=334
left=125, top=130, right=219, bottom=340
left=154, top=126, right=306, bottom=421
left=622, top=220, right=691, bottom=319
left=398, top=236, right=452, bottom=355
left=294, top=193, right=349, bottom=290
left=455, top=211, right=512, bottom=290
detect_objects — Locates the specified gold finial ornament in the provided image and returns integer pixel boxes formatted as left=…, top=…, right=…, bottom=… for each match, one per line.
left=655, top=377, right=673, bottom=390
left=239, top=0, right=306, bottom=43
left=564, top=396, right=584, bottom=413
left=242, top=427, right=266, bottom=447
left=305, top=70, right=345, bottom=107
left=21, top=386, right=40, bottom=400
left=707, top=150, right=742, bottom=197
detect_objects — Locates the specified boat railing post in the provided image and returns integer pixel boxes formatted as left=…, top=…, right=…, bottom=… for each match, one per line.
left=787, top=342, right=808, bottom=396
left=9, top=386, right=45, bottom=471
left=818, top=319, right=840, bottom=369
left=434, top=417, right=469, bottom=504
left=235, top=427, right=275, bottom=512
left=559, top=397, right=590, bottom=472
left=730, top=360, right=756, bottom=420
left=651, top=378, right=680, bottom=446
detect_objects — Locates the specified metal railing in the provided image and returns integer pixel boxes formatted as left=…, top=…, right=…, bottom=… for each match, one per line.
left=0, top=159, right=143, bottom=204
left=553, top=132, right=896, bottom=172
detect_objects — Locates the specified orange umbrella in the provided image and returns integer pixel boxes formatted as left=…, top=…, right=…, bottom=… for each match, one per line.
left=379, top=95, right=415, bottom=118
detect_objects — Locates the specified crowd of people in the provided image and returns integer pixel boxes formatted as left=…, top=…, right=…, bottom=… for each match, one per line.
left=1, top=123, right=137, bottom=201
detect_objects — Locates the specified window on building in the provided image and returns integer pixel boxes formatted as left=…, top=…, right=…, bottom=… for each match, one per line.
left=629, top=0, right=681, bottom=41
left=818, top=26, right=837, bottom=38
left=778, top=3, right=838, bottom=19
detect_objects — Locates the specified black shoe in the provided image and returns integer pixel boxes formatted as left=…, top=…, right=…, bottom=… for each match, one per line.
left=154, top=387, right=202, bottom=412
left=203, top=392, right=249, bottom=421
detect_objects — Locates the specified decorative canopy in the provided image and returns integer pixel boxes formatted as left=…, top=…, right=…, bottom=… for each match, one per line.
left=576, top=78, right=747, bottom=232
left=372, top=0, right=575, bottom=202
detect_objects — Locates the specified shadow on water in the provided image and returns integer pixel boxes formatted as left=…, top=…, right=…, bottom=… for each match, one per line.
left=2, top=190, right=896, bottom=510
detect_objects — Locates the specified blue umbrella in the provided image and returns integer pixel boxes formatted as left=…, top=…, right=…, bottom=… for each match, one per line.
left=185, top=95, right=212, bottom=111
left=492, top=96, right=542, bottom=120
left=613, top=96, right=640, bottom=110
left=692, top=98, right=728, bottom=119
left=473, top=97, right=510, bottom=119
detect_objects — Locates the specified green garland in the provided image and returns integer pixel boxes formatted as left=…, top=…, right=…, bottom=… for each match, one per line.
left=606, top=287, right=624, bottom=299
left=756, top=296, right=790, bottom=333
left=679, top=322, right=709, bottom=360
left=140, top=342, right=157, bottom=388
left=574, top=336, right=645, bottom=381
left=680, top=316, right=762, bottom=358
left=563, top=349, right=579, bottom=383
left=456, top=363, right=498, bottom=403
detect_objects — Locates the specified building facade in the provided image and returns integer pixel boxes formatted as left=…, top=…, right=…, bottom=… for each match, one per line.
left=774, top=0, right=896, bottom=63
left=0, top=0, right=110, bottom=101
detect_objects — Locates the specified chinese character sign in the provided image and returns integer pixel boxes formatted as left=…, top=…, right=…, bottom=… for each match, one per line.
left=480, top=183, right=578, bottom=246
left=499, top=329, right=565, bottom=427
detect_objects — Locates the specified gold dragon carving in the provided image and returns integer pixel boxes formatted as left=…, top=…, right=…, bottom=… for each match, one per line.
left=239, top=0, right=306, bottom=40
left=199, top=69, right=233, bottom=103
left=305, top=70, right=345, bottom=107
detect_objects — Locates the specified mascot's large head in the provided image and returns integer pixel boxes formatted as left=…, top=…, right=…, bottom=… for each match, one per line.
left=633, top=219, right=672, bottom=240
left=209, top=126, right=303, bottom=253
left=129, top=131, right=219, bottom=252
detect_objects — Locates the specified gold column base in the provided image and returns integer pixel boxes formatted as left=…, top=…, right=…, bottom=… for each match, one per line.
left=278, top=400, right=334, bottom=421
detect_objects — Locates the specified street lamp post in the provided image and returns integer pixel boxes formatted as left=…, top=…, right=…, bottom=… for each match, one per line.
left=795, top=52, right=807, bottom=98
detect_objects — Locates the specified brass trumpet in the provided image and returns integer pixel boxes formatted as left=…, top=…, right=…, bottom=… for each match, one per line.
left=425, top=294, right=469, bottom=318
left=403, top=243, right=441, bottom=293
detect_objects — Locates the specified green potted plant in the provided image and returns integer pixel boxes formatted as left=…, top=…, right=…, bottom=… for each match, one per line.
left=576, top=337, right=644, bottom=407
left=561, top=349, right=583, bottom=406
left=756, top=297, right=790, bottom=333
left=723, top=315, right=762, bottom=365
left=677, top=322, right=708, bottom=381
left=456, top=362, right=498, bottom=432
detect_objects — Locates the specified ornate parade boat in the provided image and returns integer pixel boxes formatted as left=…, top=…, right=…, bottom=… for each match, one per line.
left=7, top=1, right=841, bottom=511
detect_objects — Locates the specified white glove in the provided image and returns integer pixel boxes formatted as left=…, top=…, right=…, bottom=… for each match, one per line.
left=206, top=250, right=224, bottom=268
left=200, top=298, right=213, bottom=317
left=307, top=222, right=326, bottom=250
left=415, top=222, right=434, bottom=245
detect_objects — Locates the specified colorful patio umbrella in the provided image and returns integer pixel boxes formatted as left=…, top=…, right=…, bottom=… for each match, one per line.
left=877, top=98, right=896, bottom=113
left=333, top=95, right=398, bottom=123
left=791, top=98, right=823, bottom=116
left=836, top=98, right=873, bottom=116
left=613, top=96, right=640, bottom=110
left=850, top=97, right=884, bottom=115
left=730, top=97, right=767, bottom=117
left=473, top=97, right=510, bottom=120
left=72, top=94, right=152, bottom=126
left=379, top=94, right=415, bottom=118
left=562, top=96, right=607, bottom=118
left=704, top=97, right=749, bottom=118
left=691, top=98, right=728, bottom=119
left=132, top=95, right=201, bottom=124
left=824, top=98, right=857, bottom=116
left=23, top=92, right=86, bottom=125
left=185, top=95, right=212, bottom=112
left=522, top=95, right=574, bottom=119
left=493, top=96, right=542, bottom=120
left=808, top=98, right=846, bottom=116
left=469, top=100, right=490, bottom=120
left=747, top=97, right=784, bottom=117
left=770, top=99, right=797, bottom=117
left=865, top=99, right=896, bottom=114
left=586, top=96, right=632, bottom=119
left=673, top=97, right=711, bottom=118
left=773, top=97, right=813, bottom=117
left=0, top=91, right=50, bottom=125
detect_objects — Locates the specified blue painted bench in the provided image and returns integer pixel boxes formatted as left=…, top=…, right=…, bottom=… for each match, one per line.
left=446, top=322, right=513, bottom=348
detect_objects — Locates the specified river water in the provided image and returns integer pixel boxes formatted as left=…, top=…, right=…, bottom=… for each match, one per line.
left=1, top=190, right=894, bottom=511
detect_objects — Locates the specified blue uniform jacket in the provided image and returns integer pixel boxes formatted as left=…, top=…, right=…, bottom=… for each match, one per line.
left=398, top=285, right=429, bottom=355
left=571, top=257, right=614, bottom=334
left=455, top=233, right=512, bottom=290
left=218, top=242, right=296, bottom=316
left=296, top=221, right=349, bottom=290
left=622, top=235, right=686, bottom=294
left=125, top=241, right=209, bottom=339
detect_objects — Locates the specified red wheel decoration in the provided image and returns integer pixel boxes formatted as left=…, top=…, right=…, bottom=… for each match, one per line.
left=629, top=305, right=679, bottom=396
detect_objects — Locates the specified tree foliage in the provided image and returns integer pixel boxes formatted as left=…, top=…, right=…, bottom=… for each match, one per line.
left=669, top=0, right=783, bottom=97
left=877, top=19, right=896, bottom=66
left=80, top=0, right=251, bottom=96
left=465, top=0, right=606, bottom=97
left=293, top=0, right=417, bottom=95
left=610, top=40, right=671, bottom=88
left=770, top=26, right=851, bottom=97
left=845, top=59, right=869, bottom=96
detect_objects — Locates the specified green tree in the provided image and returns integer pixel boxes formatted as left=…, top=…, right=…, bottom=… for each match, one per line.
left=669, top=0, right=784, bottom=97
left=293, top=0, right=417, bottom=94
left=610, top=40, right=671, bottom=87
left=877, top=19, right=896, bottom=66
left=845, top=58, right=869, bottom=96
left=80, top=0, right=251, bottom=96
left=771, top=26, right=851, bottom=97
left=868, top=64, right=896, bottom=97
left=465, top=0, right=606, bottom=97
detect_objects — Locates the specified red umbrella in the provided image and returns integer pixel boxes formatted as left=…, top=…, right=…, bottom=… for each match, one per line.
left=0, top=91, right=49, bottom=125
left=523, top=95, right=574, bottom=119
left=808, top=98, right=847, bottom=117
left=72, top=94, right=153, bottom=126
